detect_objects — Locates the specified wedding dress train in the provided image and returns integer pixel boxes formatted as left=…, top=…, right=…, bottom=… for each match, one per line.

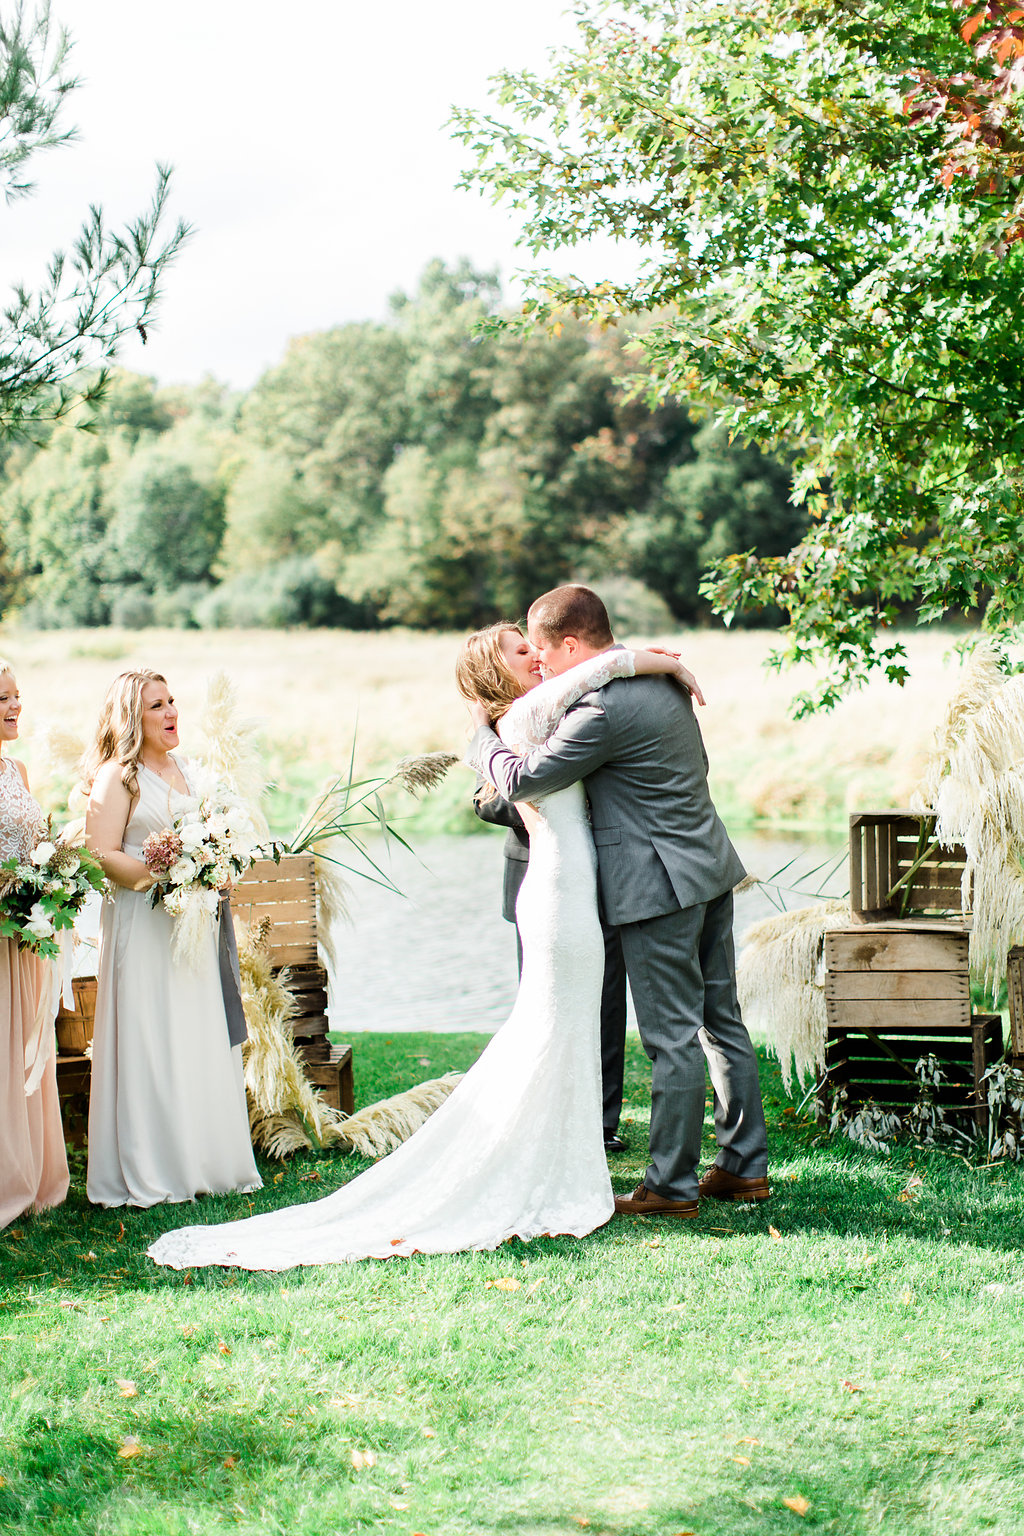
left=147, top=651, right=637, bottom=1269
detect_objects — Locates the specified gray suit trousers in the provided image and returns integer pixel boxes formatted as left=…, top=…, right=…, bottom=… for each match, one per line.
left=618, top=890, right=767, bottom=1200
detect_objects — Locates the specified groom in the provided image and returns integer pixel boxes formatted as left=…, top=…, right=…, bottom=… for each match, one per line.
left=467, top=584, right=769, bottom=1217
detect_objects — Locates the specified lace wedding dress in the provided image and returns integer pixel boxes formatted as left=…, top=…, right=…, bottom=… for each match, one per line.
left=0, top=756, right=69, bottom=1230
left=87, top=763, right=262, bottom=1208
left=148, top=650, right=637, bottom=1270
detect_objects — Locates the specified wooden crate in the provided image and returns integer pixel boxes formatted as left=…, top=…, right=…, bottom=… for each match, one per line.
left=849, top=812, right=968, bottom=922
left=230, top=852, right=330, bottom=1057
left=825, top=922, right=971, bottom=1034
left=818, top=1014, right=1003, bottom=1132
left=821, top=921, right=1002, bottom=1131
left=304, top=1042, right=354, bottom=1116
left=55, top=976, right=97, bottom=1056
left=230, top=853, right=319, bottom=966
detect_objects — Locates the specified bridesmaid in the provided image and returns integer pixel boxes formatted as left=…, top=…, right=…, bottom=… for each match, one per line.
left=83, top=669, right=261, bottom=1207
left=0, top=659, right=69, bottom=1230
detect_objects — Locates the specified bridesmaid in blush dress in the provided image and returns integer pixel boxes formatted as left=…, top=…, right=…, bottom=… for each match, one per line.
left=0, top=660, right=69, bottom=1231
left=83, top=670, right=261, bottom=1208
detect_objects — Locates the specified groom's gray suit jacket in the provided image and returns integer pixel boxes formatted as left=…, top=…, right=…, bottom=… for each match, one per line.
left=468, top=674, right=745, bottom=924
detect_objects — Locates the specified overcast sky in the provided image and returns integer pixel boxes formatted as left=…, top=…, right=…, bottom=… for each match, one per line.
left=1, top=1, right=639, bottom=389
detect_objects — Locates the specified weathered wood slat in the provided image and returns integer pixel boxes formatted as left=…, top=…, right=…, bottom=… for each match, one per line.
left=1008, top=948, right=1024, bottom=1058
left=826, top=928, right=969, bottom=973
left=826, top=971, right=969, bottom=1001
left=826, top=998, right=970, bottom=1030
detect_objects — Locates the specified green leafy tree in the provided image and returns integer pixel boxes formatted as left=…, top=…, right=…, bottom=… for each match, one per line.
left=454, top=0, right=1024, bottom=710
left=0, top=3, right=188, bottom=438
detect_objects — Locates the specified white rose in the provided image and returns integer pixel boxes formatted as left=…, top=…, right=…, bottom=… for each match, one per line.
left=168, top=857, right=198, bottom=884
left=206, top=814, right=230, bottom=838
left=61, top=854, right=81, bottom=878
left=30, top=841, right=56, bottom=867
left=178, top=823, right=207, bottom=852
left=24, top=902, right=54, bottom=939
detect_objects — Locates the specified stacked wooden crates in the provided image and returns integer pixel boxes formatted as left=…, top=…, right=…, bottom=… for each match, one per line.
left=229, top=853, right=353, bottom=1114
left=819, top=812, right=1002, bottom=1130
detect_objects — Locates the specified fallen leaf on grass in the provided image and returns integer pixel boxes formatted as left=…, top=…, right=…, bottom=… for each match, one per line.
left=7, top=1229, right=24, bottom=1240
left=421, top=1427, right=437, bottom=1438
left=83, top=1251, right=97, bottom=1262
left=389, top=1499, right=410, bottom=1511
left=841, top=1380, right=862, bottom=1393
left=486, top=1278, right=520, bottom=1292
left=58, top=1299, right=79, bottom=1311
left=737, top=1437, right=761, bottom=1445
left=217, top=1342, right=232, bottom=1355
left=733, top=1456, right=751, bottom=1466
left=768, top=1226, right=783, bottom=1241
left=783, top=1495, right=810, bottom=1516
left=115, top=1379, right=137, bottom=1398
left=222, top=1456, right=237, bottom=1469
left=574, top=1520, right=590, bottom=1529
left=350, top=1448, right=377, bottom=1471
left=180, top=1325, right=197, bottom=1338
left=117, top=1436, right=147, bottom=1459
left=273, top=1173, right=284, bottom=1185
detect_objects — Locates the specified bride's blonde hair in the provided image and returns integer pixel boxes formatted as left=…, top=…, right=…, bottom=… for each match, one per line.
left=82, top=669, right=168, bottom=797
left=455, top=623, right=527, bottom=727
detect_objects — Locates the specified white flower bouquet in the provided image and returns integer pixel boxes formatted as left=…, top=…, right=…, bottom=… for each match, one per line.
left=0, top=835, right=106, bottom=959
left=142, top=778, right=261, bottom=967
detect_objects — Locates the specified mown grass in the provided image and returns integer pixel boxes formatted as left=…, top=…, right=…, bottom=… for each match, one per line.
left=3, top=1034, right=1024, bottom=1536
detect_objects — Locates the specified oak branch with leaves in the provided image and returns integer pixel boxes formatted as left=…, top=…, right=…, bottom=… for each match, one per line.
left=453, top=0, right=1024, bottom=713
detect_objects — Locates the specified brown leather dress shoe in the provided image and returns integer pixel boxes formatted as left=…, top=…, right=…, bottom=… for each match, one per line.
left=613, top=1183, right=699, bottom=1219
left=698, top=1165, right=771, bottom=1202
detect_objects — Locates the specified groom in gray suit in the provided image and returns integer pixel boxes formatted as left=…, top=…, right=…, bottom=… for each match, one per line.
left=467, top=584, right=769, bottom=1217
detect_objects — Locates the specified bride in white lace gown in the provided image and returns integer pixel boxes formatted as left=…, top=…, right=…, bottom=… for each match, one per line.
left=148, top=634, right=690, bottom=1270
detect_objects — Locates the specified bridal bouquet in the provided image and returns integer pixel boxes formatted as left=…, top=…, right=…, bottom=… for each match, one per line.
left=0, top=834, right=106, bottom=960
left=142, top=779, right=261, bottom=967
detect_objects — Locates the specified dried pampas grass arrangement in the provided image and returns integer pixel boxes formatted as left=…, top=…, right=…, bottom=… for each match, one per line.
left=737, top=900, right=852, bottom=1094
left=911, top=644, right=1024, bottom=993
left=198, top=671, right=270, bottom=840
left=330, top=1073, right=464, bottom=1160
left=238, top=919, right=463, bottom=1160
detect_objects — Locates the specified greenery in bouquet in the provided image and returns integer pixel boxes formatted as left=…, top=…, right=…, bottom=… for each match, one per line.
left=0, top=833, right=106, bottom=959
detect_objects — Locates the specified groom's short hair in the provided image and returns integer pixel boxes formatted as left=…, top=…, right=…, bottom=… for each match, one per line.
left=529, top=585, right=614, bottom=646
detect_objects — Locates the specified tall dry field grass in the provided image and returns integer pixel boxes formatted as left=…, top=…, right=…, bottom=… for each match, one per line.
left=0, top=623, right=996, bottom=831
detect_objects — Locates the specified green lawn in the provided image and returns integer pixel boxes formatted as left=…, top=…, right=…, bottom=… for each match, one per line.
left=2, top=1034, right=1023, bottom=1536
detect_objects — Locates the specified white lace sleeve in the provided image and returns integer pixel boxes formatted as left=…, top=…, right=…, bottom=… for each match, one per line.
left=499, top=650, right=636, bottom=751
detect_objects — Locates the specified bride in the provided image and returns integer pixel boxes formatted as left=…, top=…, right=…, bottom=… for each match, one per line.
left=148, top=628, right=695, bottom=1270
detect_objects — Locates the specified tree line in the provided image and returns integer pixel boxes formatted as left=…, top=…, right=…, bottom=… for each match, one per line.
left=0, top=260, right=803, bottom=634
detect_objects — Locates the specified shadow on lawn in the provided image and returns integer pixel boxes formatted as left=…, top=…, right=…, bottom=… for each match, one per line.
left=0, top=1397, right=407, bottom=1532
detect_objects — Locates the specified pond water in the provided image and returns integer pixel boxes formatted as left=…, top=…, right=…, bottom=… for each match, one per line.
left=328, top=830, right=848, bottom=1035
